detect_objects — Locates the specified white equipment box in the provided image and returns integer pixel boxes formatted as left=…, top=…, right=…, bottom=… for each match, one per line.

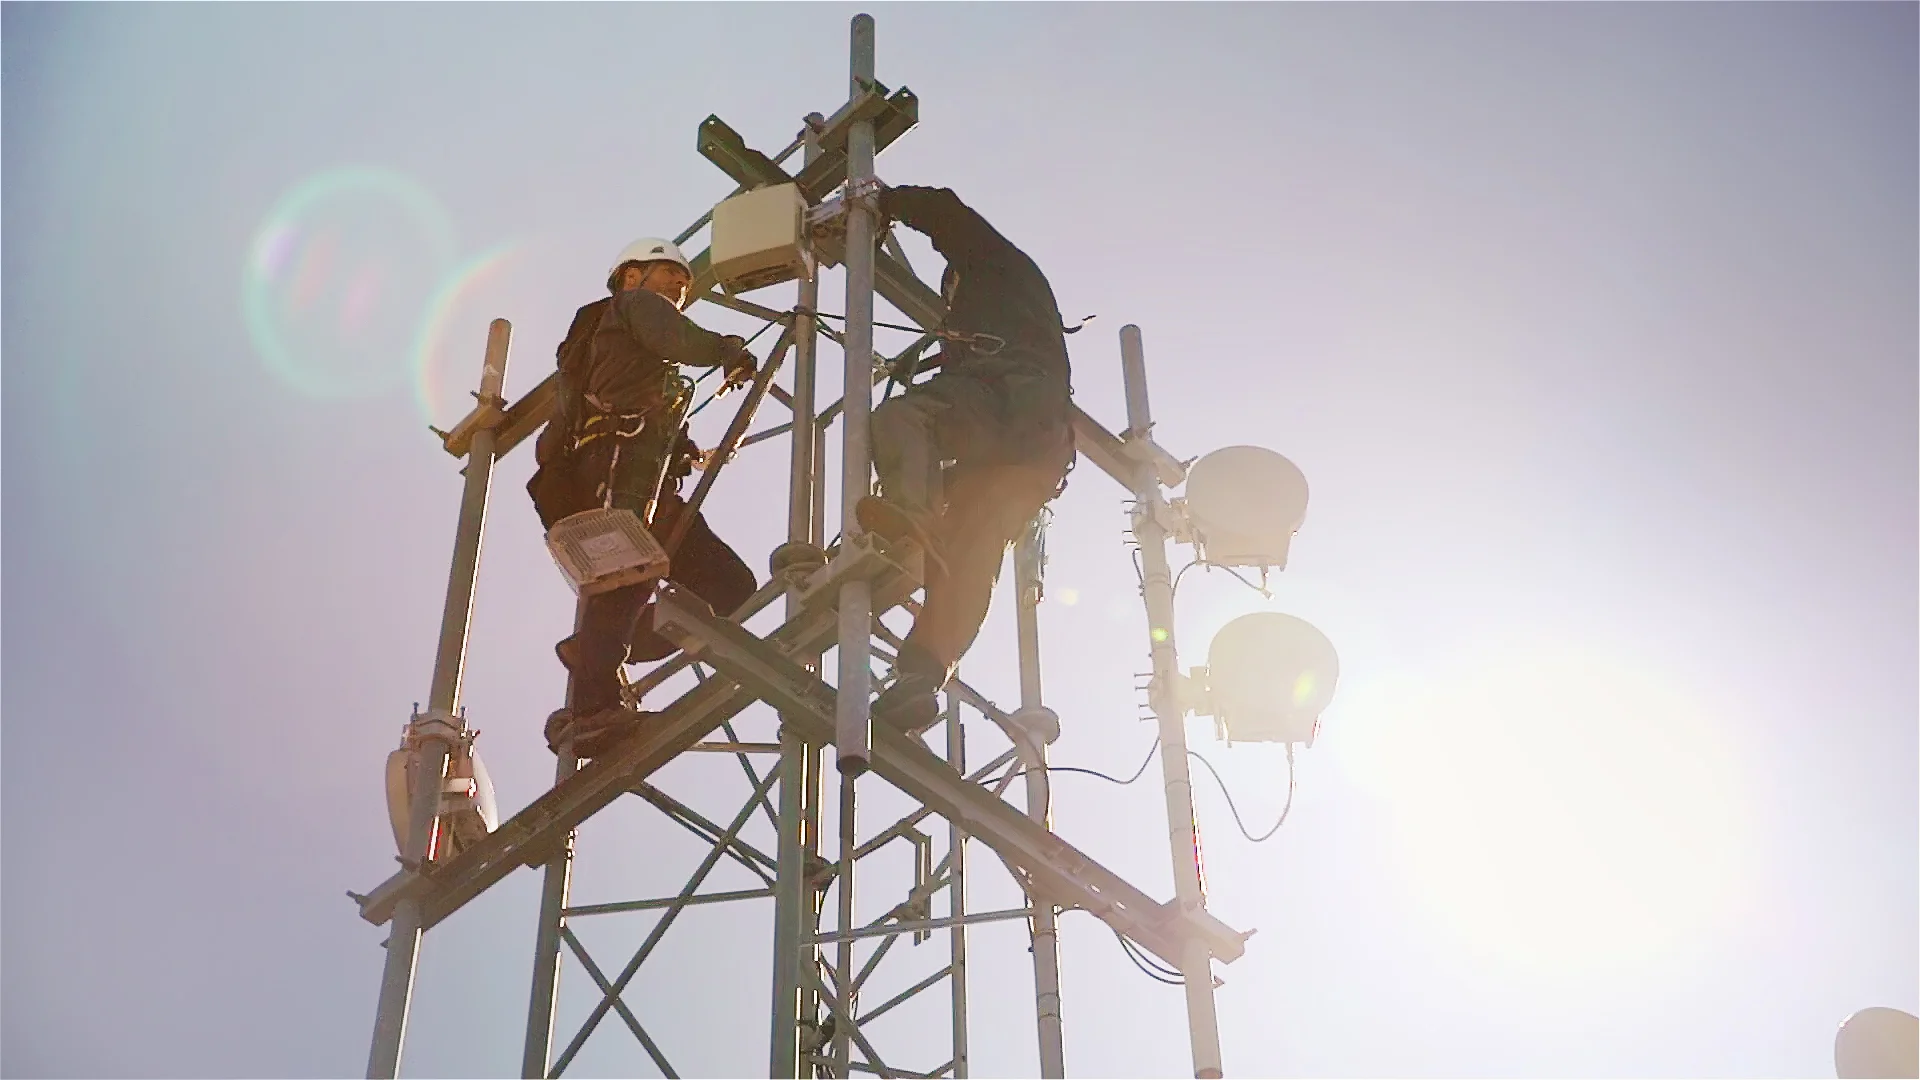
left=710, top=183, right=809, bottom=293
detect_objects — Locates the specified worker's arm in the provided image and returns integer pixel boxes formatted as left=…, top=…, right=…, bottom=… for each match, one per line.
left=608, top=287, right=749, bottom=370
left=880, top=185, right=1011, bottom=269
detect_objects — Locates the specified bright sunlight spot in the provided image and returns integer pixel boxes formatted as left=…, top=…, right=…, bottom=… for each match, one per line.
left=1331, top=644, right=1753, bottom=985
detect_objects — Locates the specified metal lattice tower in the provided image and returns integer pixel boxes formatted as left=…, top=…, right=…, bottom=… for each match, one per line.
left=355, top=16, right=1249, bottom=1079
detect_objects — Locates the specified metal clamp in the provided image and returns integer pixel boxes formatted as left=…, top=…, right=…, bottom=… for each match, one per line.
left=403, top=707, right=468, bottom=750
left=844, top=176, right=885, bottom=210
left=435, top=392, right=508, bottom=459
left=805, top=177, right=886, bottom=239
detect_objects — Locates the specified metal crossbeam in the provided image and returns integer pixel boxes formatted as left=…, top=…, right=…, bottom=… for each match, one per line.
left=651, top=584, right=1251, bottom=972
left=564, top=888, right=775, bottom=919
left=815, top=908, right=1033, bottom=947
left=696, top=84, right=917, bottom=204
left=354, top=552, right=922, bottom=931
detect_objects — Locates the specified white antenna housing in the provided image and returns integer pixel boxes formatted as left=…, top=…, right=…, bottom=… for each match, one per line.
left=1182, top=445, right=1309, bottom=569
left=1202, top=611, right=1339, bottom=746
left=711, top=183, right=810, bottom=293
left=385, top=730, right=498, bottom=860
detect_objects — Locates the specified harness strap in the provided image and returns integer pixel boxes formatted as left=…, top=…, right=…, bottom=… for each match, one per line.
left=570, top=410, right=650, bottom=453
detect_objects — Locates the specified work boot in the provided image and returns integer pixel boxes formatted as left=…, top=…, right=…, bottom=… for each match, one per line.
left=546, top=704, right=659, bottom=760
left=873, top=678, right=942, bottom=739
left=872, top=642, right=948, bottom=739
left=856, top=495, right=947, bottom=574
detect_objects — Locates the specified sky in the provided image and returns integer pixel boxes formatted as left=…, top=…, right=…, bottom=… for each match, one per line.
left=3, top=3, right=1915, bottom=1079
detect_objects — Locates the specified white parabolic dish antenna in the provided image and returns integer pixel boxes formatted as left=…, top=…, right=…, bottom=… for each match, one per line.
left=1206, top=611, right=1340, bottom=746
left=386, top=740, right=499, bottom=858
left=1183, top=445, right=1309, bottom=568
left=1834, top=1007, right=1919, bottom=1079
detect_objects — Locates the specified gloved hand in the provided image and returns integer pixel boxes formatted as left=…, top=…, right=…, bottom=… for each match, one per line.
left=718, top=335, right=757, bottom=389
left=667, top=427, right=701, bottom=482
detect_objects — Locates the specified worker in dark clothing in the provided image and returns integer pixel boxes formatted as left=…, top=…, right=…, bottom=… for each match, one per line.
left=527, top=237, right=759, bottom=758
left=857, top=186, right=1077, bottom=737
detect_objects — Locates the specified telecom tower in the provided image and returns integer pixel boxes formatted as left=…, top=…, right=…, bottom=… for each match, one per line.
left=354, top=15, right=1336, bottom=1079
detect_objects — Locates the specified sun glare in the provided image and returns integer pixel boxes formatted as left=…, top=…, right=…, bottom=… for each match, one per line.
left=1332, top=645, right=1753, bottom=984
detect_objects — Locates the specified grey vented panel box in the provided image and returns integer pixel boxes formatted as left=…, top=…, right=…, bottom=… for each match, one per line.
left=545, top=507, right=670, bottom=596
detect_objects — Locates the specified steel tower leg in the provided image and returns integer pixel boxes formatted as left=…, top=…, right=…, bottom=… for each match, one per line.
left=833, top=13, right=880, bottom=1078
left=521, top=600, right=583, bottom=1079
left=367, top=319, right=512, bottom=1079
left=1121, top=324, right=1227, bottom=1079
left=1014, top=521, right=1066, bottom=1077
left=771, top=109, right=828, bottom=1080
left=944, top=690, right=971, bottom=1079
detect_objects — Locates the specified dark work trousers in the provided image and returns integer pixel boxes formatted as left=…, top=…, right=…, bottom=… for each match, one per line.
left=870, top=373, right=1068, bottom=683
left=563, top=492, right=758, bottom=711
left=626, top=493, right=757, bottom=662
left=532, top=415, right=756, bottom=714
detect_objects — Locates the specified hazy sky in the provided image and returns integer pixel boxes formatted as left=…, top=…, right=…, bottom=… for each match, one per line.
left=4, top=4, right=1915, bottom=1079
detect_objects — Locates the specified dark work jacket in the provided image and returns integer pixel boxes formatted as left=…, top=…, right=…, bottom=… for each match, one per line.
left=528, top=289, right=735, bottom=523
left=533, top=289, right=736, bottom=473
left=884, top=186, right=1073, bottom=427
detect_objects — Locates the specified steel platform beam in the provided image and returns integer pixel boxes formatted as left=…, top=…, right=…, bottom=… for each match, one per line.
left=650, top=583, right=1252, bottom=974
left=353, top=541, right=922, bottom=932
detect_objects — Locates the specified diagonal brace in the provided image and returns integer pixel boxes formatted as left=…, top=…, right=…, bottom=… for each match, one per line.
left=558, top=927, right=679, bottom=1079
left=652, top=584, right=1253, bottom=973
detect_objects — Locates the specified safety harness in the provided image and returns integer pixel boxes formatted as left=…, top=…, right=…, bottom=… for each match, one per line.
left=568, top=373, right=695, bottom=512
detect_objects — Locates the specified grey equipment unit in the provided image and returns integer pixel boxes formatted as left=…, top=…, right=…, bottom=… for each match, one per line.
left=544, top=508, right=671, bottom=597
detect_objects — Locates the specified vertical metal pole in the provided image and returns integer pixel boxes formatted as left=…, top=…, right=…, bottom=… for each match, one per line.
left=1014, top=524, right=1065, bottom=1078
left=790, top=115, right=825, bottom=560
left=770, top=113, right=827, bottom=1080
left=813, top=423, right=828, bottom=549
left=836, top=11, right=878, bottom=774
left=1121, top=324, right=1226, bottom=1079
left=367, top=319, right=511, bottom=1079
left=832, top=776, right=857, bottom=1077
left=944, top=691, right=970, bottom=1080
left=834, top=14, right=879, bottom=1077
left=521, top=602, right=583, bottom=1079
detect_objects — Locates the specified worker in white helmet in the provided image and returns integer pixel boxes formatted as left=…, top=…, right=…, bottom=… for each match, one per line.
left=528, top=237, right=758, bottom=759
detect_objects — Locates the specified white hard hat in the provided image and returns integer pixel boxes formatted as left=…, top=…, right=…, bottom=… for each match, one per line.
left=609, top=237, right=691, bottom=279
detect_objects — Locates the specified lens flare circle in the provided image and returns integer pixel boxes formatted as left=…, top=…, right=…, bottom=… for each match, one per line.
left=411, top=231, right=594, bottom=431
left=411, top=243, right=519, bottom=427
left=1333, top=643, right=1753, bottom=985
left=243, top=167, right=456, bottom=399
